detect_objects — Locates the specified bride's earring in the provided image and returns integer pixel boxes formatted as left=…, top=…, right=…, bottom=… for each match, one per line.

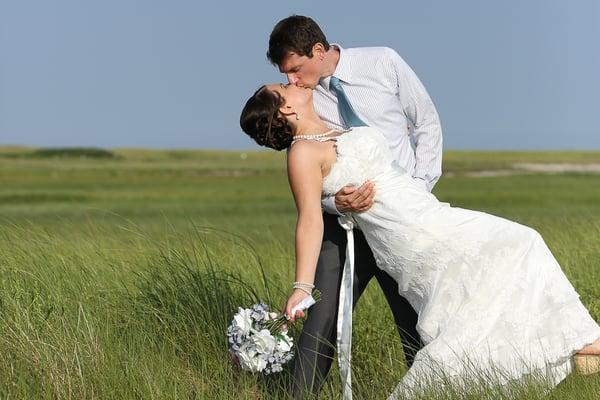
left=295, top=110, right=300, bottom=121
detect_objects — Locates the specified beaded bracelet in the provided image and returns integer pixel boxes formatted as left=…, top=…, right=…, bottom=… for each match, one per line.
left=294, top=286, right=312, bottom=296
left=293, top=281, right=315, bottom=289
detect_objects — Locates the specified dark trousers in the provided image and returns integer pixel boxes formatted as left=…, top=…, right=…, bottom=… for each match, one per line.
left=292, top=213, right=422, bottom=398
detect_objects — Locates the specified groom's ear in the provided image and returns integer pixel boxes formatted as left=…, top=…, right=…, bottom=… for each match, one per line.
left=311, top=43, right=326, bottom=60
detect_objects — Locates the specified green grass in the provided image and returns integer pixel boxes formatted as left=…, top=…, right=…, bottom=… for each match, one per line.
left=442, top=150, right=600, bottom=173
left=0, top=147, right=599, bottom=399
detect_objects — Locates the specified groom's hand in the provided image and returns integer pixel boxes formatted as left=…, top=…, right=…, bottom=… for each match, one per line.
left=335, top=181, right=376, bottom=213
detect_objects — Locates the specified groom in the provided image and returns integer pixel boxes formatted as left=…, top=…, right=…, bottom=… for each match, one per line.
left=267, top=15, right=443, bottom=397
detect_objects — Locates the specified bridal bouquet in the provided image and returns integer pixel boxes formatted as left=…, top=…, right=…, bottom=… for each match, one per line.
left=227, top=290, right=321, bottom=374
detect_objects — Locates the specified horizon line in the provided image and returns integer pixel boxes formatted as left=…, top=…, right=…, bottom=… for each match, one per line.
left=2, top=143, right=600, bottom=153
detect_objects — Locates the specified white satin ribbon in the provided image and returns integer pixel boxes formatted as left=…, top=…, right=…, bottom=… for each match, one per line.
left=290, top=294, right=317, bottom=317
left=336, top=214, right=356, bottom=400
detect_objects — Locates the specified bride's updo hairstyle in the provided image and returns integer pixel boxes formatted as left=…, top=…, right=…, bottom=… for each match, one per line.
left=240, top=86, right=293, bottom=151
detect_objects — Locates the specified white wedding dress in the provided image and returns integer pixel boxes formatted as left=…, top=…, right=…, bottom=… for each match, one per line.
left=316, top=126, right=600, bottom=398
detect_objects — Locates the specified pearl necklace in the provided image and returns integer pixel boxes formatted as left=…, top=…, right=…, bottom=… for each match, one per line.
left=292, top=128, right=352, bottom=143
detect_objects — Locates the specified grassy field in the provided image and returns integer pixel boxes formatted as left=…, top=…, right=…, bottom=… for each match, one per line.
left=0, top=146, right=599, bottom=399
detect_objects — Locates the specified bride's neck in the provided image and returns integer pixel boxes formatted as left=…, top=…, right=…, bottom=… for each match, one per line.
left=293, top=115, right=331, bottom=136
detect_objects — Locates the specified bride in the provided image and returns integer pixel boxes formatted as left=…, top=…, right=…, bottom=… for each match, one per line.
left=239, top=82, right=600, bottom=398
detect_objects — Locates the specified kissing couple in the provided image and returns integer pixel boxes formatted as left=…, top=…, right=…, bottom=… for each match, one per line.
left=240, top=15, right=600, bottom=399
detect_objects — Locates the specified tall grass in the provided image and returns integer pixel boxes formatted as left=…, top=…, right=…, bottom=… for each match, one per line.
left=1, top=224, right=598, bottom=399
left=0, top=148, right=599, bottom=398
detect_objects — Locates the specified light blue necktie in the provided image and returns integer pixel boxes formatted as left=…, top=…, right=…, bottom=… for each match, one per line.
left=329, top=76, right=367, bottom=128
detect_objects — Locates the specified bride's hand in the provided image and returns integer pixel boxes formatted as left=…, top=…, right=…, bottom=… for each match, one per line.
left=283, top=289, right=309, bottom=323
left=335, top=181, right=376, bottom=213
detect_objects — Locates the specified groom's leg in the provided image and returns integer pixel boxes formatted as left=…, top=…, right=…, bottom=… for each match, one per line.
left=374, top=267, right=422, bottom=367
left=351, top=229, right=378, bottom=305
left=292, top=213, right=346, bottom=399
left=292, top=217, right=396, bottom=397
left=353, top=229, right=422, bottom=367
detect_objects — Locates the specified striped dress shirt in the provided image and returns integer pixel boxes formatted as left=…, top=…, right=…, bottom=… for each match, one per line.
left=315, top=44, right=443, bottom=214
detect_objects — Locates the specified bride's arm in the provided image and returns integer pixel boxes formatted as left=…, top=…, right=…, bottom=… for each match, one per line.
left=284, top=142, right=324, bottom=322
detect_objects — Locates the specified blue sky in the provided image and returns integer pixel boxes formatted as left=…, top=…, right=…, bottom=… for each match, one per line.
left=1, top=1, right=599, bottom=150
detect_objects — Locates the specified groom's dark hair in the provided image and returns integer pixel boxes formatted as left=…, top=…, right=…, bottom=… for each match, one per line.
left=267, top=15, right=330, bottom=66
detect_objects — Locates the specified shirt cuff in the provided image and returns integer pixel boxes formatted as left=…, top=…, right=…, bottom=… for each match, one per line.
left=321, top=195, right=343, bottom=216
left=413, top=177, right=429, bottom=192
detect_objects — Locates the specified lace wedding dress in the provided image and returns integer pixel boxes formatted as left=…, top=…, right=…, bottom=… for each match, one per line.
left=313, top=126, right=600, bottom=398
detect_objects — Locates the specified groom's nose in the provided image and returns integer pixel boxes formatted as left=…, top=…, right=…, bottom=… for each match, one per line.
left=287, top=74, right=299, bottom=85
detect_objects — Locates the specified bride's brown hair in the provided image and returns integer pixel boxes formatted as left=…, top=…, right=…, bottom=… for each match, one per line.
left=240, top=86, right=293, bottom=151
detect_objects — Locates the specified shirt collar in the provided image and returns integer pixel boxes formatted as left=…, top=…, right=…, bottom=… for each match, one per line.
left=320, top=43, right=353, bottom=89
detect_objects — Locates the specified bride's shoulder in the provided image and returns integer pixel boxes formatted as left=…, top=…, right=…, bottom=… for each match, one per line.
left=286, top=140, right=324, bottom=166
left=288, top=139, right=338, bottom=176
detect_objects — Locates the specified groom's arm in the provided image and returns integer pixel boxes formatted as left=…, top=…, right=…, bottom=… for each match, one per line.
left=321, top=195, right=342, bottom=216
left=387, top=48, right=443, bottom=192
left=322, top=181, right=376, bottom=215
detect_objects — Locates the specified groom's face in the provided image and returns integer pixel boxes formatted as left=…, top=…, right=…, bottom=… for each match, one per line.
left=278, top=52, right=322, bottom=89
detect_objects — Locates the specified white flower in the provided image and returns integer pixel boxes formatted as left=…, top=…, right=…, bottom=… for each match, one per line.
left=238, top=348, right=267, bottom=372
left=277, top=333, right=293, bottom=352
left=252, top=329, right=277, bottom=354
left=270, top=363, right=283, bottom=373
left=233, top=307, right=253, bottom=336
left=228, top=298, right=320, bottom=374
left=252, top=356, right=267, bottom=372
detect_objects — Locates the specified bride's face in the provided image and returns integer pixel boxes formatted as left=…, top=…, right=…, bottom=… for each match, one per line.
left=266, top=83, right=313, bottom=116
